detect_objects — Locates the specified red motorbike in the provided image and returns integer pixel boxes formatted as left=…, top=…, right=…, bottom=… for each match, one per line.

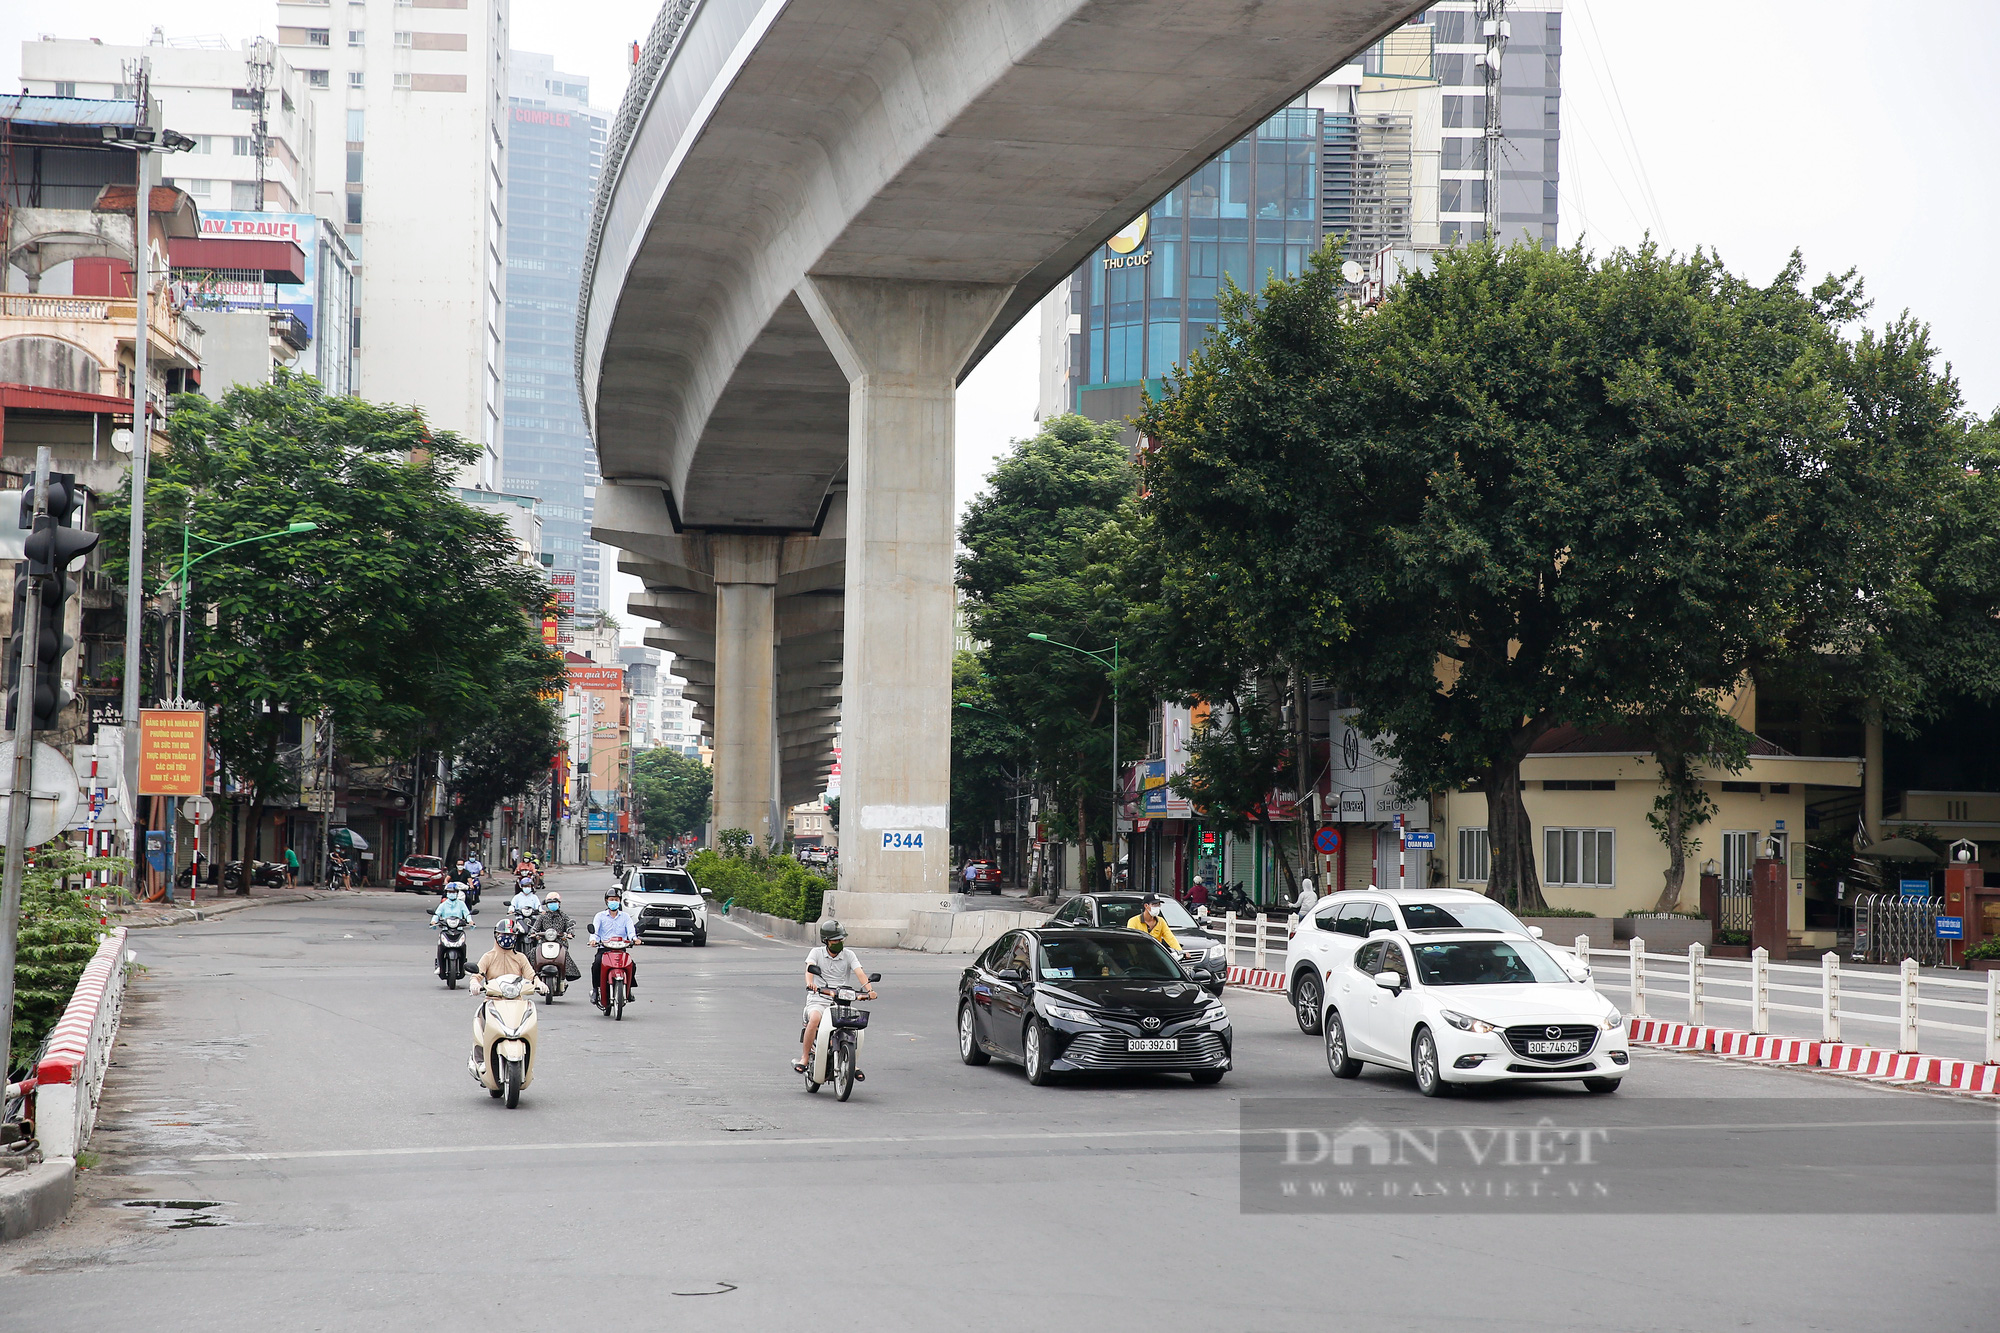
left=595, top=942, right=635, bottom=1021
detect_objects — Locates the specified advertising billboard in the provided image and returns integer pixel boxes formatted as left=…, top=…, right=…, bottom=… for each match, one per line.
left=186, top=210, right=319, bottom=337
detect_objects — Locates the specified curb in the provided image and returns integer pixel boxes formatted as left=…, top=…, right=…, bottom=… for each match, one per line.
left=0, top=1157, right=75, bottom=1242
left=1626, top=1017, right=1999, bottom=1096
left=116, top=891, right=320, bottom=930
left=1226, top=965, right=1287, bottom=992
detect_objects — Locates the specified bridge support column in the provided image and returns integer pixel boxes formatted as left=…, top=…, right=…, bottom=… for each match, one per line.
left=801, top=276, right=1012, bottom=943
left=711, top=535, right=781, bottom=849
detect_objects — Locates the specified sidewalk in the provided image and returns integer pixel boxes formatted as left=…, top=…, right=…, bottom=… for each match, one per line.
left=111, top=881, right=326, bottom=930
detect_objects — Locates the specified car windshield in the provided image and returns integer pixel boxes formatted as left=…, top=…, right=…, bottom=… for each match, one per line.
left=631, top=873, right=698, bottom=895
left=1100, top=898, right=1198, bottom=931
left=1037, top=934, right=1184, bottom=980
left=1400, top=900, right=1529, bottom=933
left=1408, top=939, right=1574, bottom=986
left=406, top=856, right=443, bottom=869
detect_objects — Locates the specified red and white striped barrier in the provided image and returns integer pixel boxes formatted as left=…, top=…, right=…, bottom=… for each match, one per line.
left=1228, top=965, right=1286, bottom=993
left=1625, top=1015, right=1999, bottom=1096
left=33, top=928, right=131, bottom=1159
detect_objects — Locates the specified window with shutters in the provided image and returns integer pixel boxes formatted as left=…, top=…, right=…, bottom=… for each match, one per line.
left=1457, top=828, right=1490, bottom=884
left=1543, top=828, right=1614, bottom=888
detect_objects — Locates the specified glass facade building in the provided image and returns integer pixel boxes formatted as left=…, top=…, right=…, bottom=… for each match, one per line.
left=501, top=56, right=607, bottom=615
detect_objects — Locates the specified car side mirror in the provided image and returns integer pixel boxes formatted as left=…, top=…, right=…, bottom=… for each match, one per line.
left=806, top=963, right=822, bottom=976
left=1528, top=925, right=1545, bottom=939
left=1373, top=971, right=1403, bottom=991
left=996, top=967, right=1025, bottom=982
left=701, top=888, right=714, bottom=898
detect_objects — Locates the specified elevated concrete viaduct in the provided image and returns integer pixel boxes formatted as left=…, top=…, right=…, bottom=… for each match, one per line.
left=583, top=0, right=1421, bottom=941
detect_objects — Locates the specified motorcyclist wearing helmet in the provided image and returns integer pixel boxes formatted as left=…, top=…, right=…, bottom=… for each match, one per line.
left=509, top=878, right=542, bottom=919
left=431, top=885, right=474, bottom=977
left=588, top=888, right=639, bottom=1001
left=474, top=917, right=534, bottom=983
left=533, top=890, right=583, bottom=981
left=796, top=920, right=876, bottom=1074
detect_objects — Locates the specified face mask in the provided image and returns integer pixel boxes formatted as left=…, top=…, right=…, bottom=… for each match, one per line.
left=827, top=940, right=844, bottom=954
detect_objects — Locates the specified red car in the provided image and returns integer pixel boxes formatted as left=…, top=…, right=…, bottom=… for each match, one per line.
left=395, top=854, right=447, bottom=893
left=962, top=860, right=1001, bottom=893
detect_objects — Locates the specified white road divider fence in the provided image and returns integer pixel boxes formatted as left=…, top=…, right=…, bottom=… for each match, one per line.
left=1218, top=911, right=1293, bottom=974
left=32, top=928, right=133, bottom=1159
left=1567, top=935, right=2000, bottom=1064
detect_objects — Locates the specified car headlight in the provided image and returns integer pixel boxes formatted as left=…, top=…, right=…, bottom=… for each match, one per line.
left=1603, top=1010, right=1624, bottom=1030
left=1040, top=1001, right=1096, bottom=1025
left=1203, top=1001, right=1229, bottom=1027
left=1440, top=1009, right=1497, bottom=1034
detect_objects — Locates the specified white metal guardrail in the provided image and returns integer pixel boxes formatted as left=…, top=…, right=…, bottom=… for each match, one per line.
left=1218, top=912, right=1295, bottom=973
left=31, top=929, right=133, bottom=1159
left=1562, top=934, right=2000, bottom=1062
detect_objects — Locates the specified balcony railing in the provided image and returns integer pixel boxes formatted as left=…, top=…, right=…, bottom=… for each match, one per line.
left=0, top=291, right=203, bottom=360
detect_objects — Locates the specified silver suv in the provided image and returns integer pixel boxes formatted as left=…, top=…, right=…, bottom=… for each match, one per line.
left=1284, top=888, right=1540, bottom=1035
left=620, top=866, right=711, bottom=946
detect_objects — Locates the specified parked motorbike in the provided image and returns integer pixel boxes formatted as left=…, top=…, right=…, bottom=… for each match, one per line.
left=436, top=919, right=470, bottom=988
left=595, top=942, right=634, bottom=1020
left=469, top=973, right=542, bottom=1108
left=802, top=963, right=882, bottom=1102
left=529, top=925, right=573, bottom=1000
left=1209, top=883, right=1253, bottom=916
left=221, top=859, right=288, bottom=894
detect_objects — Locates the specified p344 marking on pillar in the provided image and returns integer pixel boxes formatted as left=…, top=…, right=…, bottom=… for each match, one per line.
left=881, top=831, right=925, bottom=851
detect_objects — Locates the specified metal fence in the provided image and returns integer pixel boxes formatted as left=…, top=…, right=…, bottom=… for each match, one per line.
left=1218, top=912, right=1296, bottom=973
left=1560, top=934, right=2000, bottom=1062
left=1852, top=892, right=1945, bottom=967
left=1716, top=876, right=1753, bottom=936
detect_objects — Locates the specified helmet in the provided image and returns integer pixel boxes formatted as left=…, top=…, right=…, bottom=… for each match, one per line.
left=446, top=886, right=463, bottom=901
left=819, top=919, right=845, bottom=943
left=544, top=890, right=561, bottom=906
left=495, top=918, right=516, bottom=949
left=605, top=888, right=622, bottom=904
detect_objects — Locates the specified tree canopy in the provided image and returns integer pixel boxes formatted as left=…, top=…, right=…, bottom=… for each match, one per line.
left=1134, top=240, right=1980, bottom=909
left=631, top=746, right=712, bottom=844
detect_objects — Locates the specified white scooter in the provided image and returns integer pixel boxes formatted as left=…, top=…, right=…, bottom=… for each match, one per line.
left=469, top=973, right=544, bottom=1108
left=802, top=962, right=881, bottom=1102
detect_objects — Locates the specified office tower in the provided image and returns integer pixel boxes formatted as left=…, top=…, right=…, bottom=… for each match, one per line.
left=501, top=52, right=608, bottom=616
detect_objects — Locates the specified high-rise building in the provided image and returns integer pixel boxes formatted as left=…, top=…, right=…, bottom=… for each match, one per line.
left=500, top=52, right=608, bottom=616
left=1038, top=0, right=1561, bottom=426
left=276, top=0, right=511, bottom=488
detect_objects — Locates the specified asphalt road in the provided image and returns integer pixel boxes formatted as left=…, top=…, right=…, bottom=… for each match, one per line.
left=4, top=865, right=1996, bottom=1331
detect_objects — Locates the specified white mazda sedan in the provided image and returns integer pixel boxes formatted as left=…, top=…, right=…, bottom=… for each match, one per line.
left=1320, top=929, right=1629, bottom=1096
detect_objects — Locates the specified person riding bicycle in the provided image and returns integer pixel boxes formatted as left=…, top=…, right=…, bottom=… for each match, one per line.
left=797, top=920, right=876, bottom=1074
left=588, top=889, right=638, bottom=1002
left=1126, top=893, right=1181, bottom=952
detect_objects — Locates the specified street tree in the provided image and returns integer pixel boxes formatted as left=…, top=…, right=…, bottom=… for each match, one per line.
left=957, top=414, right=1142, bottom=882
left=631, top=747, right=713, bottom=845
left=1136, top=240, right=1969, bottom=909
left=98, top=372, right=563, bottom=850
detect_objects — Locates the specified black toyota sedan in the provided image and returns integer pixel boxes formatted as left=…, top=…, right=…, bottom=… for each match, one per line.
left=1044, top=893, right=1228, bottom=994
left=957, top=927, right=1232, bottom=1086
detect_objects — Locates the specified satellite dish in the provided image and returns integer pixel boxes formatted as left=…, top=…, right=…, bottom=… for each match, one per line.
left=1340, top=260, right=1365, bottom=284
left=111, top=428, right=135, bottom=454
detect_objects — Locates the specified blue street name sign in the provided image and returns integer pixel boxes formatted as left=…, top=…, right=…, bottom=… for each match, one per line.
left=1405, top=830, right=1436, bottom=849
left=1937, top=916, right=1964, bottom=940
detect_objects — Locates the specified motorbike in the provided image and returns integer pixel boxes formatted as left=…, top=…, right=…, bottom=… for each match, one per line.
left=611, top=856, right=626, bottom=880
left=529, top=925, right=573, bottom=1000
left=595, top=940, right=635, bottom=1020
left=221, top=859, right=288, bottom=894
left=436, top=919, right=470, bottom=988
left=802, top=963, right=881, bottom=1102
left=1209, top=883, right=1253, bottom=916
left=469, top=973, right=543, bottom=1108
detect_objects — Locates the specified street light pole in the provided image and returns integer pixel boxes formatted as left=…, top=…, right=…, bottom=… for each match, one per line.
left=119, top=126, right=151, bottom=875
left=1027, top=633, right=1121, bottom=888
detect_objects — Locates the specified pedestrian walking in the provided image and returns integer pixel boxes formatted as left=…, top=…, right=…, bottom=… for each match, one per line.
left=284, top=844, right=301, bottom=888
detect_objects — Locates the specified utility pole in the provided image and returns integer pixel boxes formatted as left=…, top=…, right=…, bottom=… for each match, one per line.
left=1481, top=0, right=1508, bottom=243
left=247, top=38, right=274, bottom=215
left=120, top=62, right=155, bottom=893
left=0, top=448, right=53, bottom=1071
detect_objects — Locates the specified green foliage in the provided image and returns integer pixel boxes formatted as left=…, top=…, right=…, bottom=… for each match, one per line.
left=10, top=848, right=127, bottom=1075
left=951, top=652, right=1020, bottom=847
left=957, top=415, right=1142, bottom=850
left=1515, top=907, right=1600, bottom=918
left=1135, top=238, right=1976, bottom=910
left=450, top=665, right=563, bottom=818
left=631, top=748, right=712, bottom=844
left=718, top=828, right=752, bottom=857
left=1965, top=936, right=2000, bottom=961
left=95, top=371, right=564, bottom=805
left=685, top=848, right=829, bottom=924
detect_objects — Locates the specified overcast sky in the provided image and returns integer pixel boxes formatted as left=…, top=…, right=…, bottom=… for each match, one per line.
left=8, top=1, right=1996, bottom=633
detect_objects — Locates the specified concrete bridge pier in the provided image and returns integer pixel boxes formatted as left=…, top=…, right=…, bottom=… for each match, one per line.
left=710, top=535, right=782, bottom=848
left=800, top=276, right=1013, bottom=944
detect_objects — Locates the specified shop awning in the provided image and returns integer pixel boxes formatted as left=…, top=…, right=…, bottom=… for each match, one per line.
left=166, top=234, right=307, bottom=283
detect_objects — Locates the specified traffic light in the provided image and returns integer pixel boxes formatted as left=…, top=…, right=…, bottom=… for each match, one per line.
left=6, top=472, right=97, bottom=732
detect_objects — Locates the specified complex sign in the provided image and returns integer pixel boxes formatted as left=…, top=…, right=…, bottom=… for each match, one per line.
left=137, top=708, right=206, bottom=797
left=567, top=663, right=626, bottom=692
left=187, top=210, right=319, bottom=336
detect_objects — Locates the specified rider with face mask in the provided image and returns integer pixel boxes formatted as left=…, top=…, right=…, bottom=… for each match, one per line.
left=473, top=919, right=534, bottom=983
left=796, top=920, right=876, bottom=1074
left=509, top=878, right=542, bottom=920
left=431, top=885, right=474, bottom=978
left=588, top=889, right=638, bottom=1001
left=535, top=890, right=582, bottom=980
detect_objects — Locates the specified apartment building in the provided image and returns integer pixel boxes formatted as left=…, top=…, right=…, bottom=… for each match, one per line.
left=276, top=0, right=510, bottom=488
